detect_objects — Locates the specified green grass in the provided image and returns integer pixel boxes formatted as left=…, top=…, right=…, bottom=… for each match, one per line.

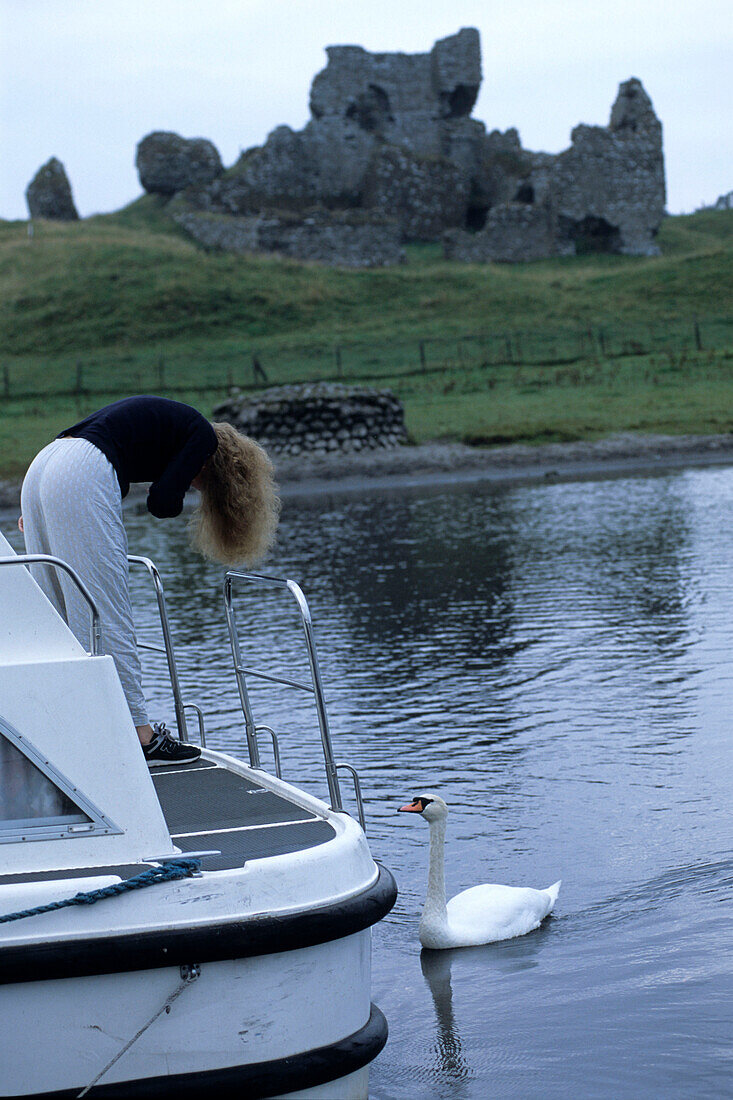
left=402, top=350, right=733, bottom=443
left=0, top=203, right=732, bottom=479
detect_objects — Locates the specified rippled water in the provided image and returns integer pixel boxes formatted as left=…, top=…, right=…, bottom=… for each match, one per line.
left=6, top=465, right=733, bottom=1097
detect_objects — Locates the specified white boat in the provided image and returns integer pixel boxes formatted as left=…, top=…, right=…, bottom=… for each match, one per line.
left=0, top=529, right=396, bottom=1098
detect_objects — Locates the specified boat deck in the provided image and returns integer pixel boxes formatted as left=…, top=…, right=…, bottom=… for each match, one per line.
left=152, top=758, right=336, bottom=871
left=0, top=756, right=337, bottom=885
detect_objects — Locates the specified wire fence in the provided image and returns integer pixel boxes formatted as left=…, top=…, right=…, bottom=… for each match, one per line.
left=2, top=316, right=731, bottom=401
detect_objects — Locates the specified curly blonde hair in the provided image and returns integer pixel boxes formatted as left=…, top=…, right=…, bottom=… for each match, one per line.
left=190, top=423, right=280, bottom=566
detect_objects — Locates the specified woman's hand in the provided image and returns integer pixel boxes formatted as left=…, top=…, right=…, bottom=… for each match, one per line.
left=17, top=515, right=23, bottom=533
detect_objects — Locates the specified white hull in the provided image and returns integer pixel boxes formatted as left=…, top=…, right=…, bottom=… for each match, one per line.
left=0, top=539, right=397, bottom=1097
left=2, top=932, right=376, bottom=1097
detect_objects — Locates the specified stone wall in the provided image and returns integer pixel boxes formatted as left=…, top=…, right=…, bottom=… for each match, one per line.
left=212, top=383, right=408, bottom=456
left=442, top=77, right=666, bottom=261
left=444, top=203, right=556, bottom=262
left=551, top=80, right=665, bottom=256
left=129, top=30, right=667, bottom=265
left=362, top=146, right=468, bottom=240
left=173, top=208, right=403, bottom=266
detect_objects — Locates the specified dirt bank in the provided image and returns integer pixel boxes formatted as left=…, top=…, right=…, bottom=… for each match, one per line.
left=272, top=432, right=733, bottom=498
left=2, top=432, right=733, bottom=513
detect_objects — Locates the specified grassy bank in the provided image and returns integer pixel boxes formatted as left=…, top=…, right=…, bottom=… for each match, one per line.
left=0, top=201, right=731, bottom=478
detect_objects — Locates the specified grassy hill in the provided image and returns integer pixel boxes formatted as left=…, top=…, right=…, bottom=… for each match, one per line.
left=0, top=201, right=731, bottom=478
left=2, top=200, right=731, bottom=354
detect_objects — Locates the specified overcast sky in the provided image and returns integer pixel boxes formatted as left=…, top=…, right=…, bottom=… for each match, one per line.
left=1, top=0, right=731, bottom=220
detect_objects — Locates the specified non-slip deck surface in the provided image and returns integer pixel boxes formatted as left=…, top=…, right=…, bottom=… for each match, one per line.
left=172, top=821, right=336, bottom=871
left=152, top=761, right=336, bottom=872
left=152, top=765, right=318, bottom=833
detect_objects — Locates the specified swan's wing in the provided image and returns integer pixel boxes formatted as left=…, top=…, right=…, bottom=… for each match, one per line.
left=545, top=880, right=562, bottom=907
left=446, top=883, right=556, bottom=943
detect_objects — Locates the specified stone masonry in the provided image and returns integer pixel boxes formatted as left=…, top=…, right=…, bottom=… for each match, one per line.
left=446, top=78, right=666, bottom=260
left=132, top=29, right=667, bottom=265
left=172, top=208, right=403, bottom=266
left=212, top=383, right=408, bottom=456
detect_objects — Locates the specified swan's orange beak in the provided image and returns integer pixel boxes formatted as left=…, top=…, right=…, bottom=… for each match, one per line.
left=399, top=801, right=423, bottom=813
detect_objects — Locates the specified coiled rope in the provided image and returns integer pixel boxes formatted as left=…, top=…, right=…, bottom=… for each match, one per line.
left=0, top=858, right=201, bottom=924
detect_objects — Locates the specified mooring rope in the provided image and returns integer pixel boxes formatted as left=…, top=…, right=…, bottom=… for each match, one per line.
left=77, top=963, right=201, bottom=1098
left=0, top=858, right=201, bottom=924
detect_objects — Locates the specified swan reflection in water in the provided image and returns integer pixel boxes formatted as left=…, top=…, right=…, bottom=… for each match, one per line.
left=420, top=926, right=556, bottom=1092
left=420, top=948, right=472, bottom=1088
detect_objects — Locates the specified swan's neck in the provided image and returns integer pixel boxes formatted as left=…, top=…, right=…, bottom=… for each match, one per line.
left=422, top=817, right=448, bottom=928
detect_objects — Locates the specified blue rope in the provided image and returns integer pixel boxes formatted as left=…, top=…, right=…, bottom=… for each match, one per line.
left=0, top=858, right=201, bottom=924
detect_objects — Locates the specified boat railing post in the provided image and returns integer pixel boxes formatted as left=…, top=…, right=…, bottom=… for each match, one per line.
left=336, top=763, right=366, bottom=833
left=224, top=574, right=261, bottom=768
left=285, top=579, right=343, bottom=813
left=128, top=556, right=190, bottom=743
left=183, top=703, right=207, bottom=749
left=255, top=725, right=282, bottom=778
left=224, top=571, right=343, bottom=813
left=0, top=554, right=101, bottom=655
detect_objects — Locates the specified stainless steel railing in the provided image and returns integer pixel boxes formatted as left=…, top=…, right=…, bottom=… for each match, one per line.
left=224, top=571, right=366, bottom=830
left=0, top=554, right=101, bottom=655
left=2, top=552, right=205, bottom=745
left=3, top=550, right=363, bottom=823
left=128, top=555, right=206, bottom=746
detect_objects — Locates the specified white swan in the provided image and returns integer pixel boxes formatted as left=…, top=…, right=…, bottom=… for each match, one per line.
left=399, top=792, right=561, bottom=949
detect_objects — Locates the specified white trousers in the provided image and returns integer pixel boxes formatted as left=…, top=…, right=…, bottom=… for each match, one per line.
left=20, top=437, right=149, bottom=725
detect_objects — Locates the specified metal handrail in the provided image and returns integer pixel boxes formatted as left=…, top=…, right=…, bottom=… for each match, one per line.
left=224, top=571, right=343, bottom=814
left=255, top=724, right=282, bottom=778
left=0, top=554, right=101, bottom=655
left=184, top=703, right=207, bottom=749
left=128, top=556, right=191, bottom=743
left=336, top=763, right=366, bottom=833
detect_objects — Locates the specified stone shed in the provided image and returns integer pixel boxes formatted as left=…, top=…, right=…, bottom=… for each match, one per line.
left=213, top=383, right=408, bottom=456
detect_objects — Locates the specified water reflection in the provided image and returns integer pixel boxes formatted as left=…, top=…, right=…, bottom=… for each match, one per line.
left=4, top=463, right=733, bottom=1098
left=419, top=922, right=560, bottom=1096
left=420, top=949, right=472, bottom=1089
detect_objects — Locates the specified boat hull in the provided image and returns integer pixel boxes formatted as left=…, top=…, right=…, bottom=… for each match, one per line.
left=0, top=932, right=385, bottom=1098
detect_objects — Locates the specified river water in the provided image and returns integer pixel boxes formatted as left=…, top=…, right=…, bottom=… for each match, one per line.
left=7, top=464, right=733, bottom=1097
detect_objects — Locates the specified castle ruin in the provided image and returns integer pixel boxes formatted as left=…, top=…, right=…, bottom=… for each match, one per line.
left=31, top=28, right=666, bottom=265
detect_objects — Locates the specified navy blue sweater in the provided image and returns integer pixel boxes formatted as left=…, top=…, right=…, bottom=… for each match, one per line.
left=60, top=396, right=218, bottom=518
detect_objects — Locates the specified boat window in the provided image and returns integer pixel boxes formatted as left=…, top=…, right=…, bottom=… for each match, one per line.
left=0, top=737, right=91, bottom=830
left=0, top=714, right=121, bottom=842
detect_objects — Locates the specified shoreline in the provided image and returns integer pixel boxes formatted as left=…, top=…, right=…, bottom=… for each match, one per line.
left=271, top=432, right=733, bottom=498
left=2, top=432, right=733, bottom=513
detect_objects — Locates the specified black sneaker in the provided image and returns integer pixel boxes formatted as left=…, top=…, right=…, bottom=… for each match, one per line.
left=143, top=722, right=201, bottom=767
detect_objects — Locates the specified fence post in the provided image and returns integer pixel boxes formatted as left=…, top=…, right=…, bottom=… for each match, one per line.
left=419, top=341, right=426, bottom=371
left=2, top=365, right=9, bottom=399
left=252, top=354, right=268, bottom=384
left=598, top=328, right=606, bottom=357
left=693, top=316, right=702, bottom=351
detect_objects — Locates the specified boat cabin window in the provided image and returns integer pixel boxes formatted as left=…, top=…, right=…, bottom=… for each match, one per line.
left=0, top=715, right=120, bottom=842
left=0, top=737, right=92, bottom=830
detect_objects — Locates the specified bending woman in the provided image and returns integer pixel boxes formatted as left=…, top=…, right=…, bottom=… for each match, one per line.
left=20, top=395, right=279, bottom=766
